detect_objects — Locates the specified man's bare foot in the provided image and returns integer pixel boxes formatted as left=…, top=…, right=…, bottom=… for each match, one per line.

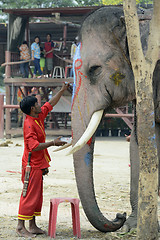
left=29, top=225, right=46, bottom=235
left=16, top=226, right=36, bottom=238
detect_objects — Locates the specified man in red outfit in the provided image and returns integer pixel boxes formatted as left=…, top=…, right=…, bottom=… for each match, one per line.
left=16, top=83, right=69, bottom=238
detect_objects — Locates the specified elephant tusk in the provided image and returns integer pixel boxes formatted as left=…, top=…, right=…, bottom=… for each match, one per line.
left=67, top=110, right=104, bottom=155
left=53, top=142, right=72, bottom=152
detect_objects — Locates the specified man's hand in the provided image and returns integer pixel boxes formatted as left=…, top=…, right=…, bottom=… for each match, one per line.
left=33, top=137, right=67, bottom=152
left=61, top=82, right=70, bottom=92
left=53, top=136, right=67, bottom=146
left=49, top=82, right=70, bottom=107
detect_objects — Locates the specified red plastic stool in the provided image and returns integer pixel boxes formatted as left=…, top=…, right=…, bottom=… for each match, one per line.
left=48, top=197, right=81, bottom=239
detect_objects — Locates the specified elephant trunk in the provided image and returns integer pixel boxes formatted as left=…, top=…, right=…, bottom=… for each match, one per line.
left=72, top=111, right=126, bottom=232
left=73, top=140, right=126, bottom=232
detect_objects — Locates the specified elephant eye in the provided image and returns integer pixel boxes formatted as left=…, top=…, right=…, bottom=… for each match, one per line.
left=89, top=65, right=101, bottom=74
left=88, top=65, right=102, bottom=84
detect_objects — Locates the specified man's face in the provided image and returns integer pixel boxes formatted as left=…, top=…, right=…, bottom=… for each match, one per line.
left=33, top=102, right=41, bottom=114
left=47, top=35, right=51, bottom=42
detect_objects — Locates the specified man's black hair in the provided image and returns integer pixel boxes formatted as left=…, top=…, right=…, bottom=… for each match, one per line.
left=46, top=33, right=52, bottom=37
left=20, top=95, right=37, bottom=115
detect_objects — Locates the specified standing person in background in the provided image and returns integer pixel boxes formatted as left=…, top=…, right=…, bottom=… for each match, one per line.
left=70, top=37, right=78, bottom=77
left=31, top=36, right=44, bottom=78
left=70, top=39, right=78, bottom=60
left=44, top=34, right=54, bottom=78
left=19, top=41, right=30, bottom=78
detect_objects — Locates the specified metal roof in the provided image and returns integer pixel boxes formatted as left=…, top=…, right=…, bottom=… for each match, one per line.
left=2, top=6, right=101, bottom=17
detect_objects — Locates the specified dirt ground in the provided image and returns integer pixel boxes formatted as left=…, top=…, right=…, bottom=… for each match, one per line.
left=0, top=136, right=159, bottom=240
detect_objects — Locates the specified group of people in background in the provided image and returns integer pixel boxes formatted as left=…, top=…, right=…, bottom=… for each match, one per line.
left=18, top=33, right=54, bottom=78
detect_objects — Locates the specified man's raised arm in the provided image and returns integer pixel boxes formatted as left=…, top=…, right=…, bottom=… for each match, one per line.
left=49, top=83, right=70, bottom=107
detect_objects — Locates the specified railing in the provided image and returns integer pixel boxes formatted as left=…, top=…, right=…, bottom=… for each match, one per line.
left=4, top=51, right=21, bottom=78
left=4, top=50, right=70, bottom=79
left=0, top=94, right=42, bottom=139
left=0, top=93, right=19, bottom=139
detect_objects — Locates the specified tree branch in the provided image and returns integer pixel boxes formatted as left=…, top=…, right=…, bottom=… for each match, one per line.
left=146, top=0, right=160, bottom=70
left=123, top=0, right=144, bottom=70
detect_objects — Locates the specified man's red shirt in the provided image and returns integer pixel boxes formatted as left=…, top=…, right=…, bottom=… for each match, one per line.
left=22, top=102, right=53, bottom=169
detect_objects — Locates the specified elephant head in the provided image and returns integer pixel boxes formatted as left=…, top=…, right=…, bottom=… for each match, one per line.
left=69, top=7, right=133, bottom=232
left=69, top=7, right=151, bottom=232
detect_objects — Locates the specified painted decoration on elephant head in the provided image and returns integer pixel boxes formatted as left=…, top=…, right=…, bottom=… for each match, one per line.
left=72, top=42, right=82, bottom=107
left=71, top=42, right=89, bottom=121
left=71, top=42, right=92, bottom=147
left=84, top=152, right=92, bottom=166
left=109, top=70, right=125, bottom=86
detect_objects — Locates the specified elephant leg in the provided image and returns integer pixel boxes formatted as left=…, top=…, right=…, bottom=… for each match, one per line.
left=155, top=123, right=160, bottom=194
left=155, top=123, right=160, bottom=231
left=122, top=123, right=139, bottom=232
left=123, top=121, right=160, bottom=233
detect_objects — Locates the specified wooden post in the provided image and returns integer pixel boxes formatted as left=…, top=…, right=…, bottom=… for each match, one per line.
left=5, top=85, right=11, bottom=139
left=5, top=51, right=11, bottom=78
left=25, top=18, right=30, bottom=43
left=0, top=94, right=4, bottom=139
left=63, top=24, right=67, bottom=49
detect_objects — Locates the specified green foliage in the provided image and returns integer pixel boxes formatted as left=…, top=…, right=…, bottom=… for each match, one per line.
left=0, top=0, right=153, bottom=11
left=0, top=67, right=5, bottom=86
left=75, top=0, right=102, bottom=6
left=102, top=0, right=122, bottom=4
left=0, top=0, right=76, bottom=9
left=102, top=0, right=153, bottom=4
left=0, top=0, right=102, bottom=9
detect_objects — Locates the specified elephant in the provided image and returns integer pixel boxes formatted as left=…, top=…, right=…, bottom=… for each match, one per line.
left=68, top=6, right=160, bottom=232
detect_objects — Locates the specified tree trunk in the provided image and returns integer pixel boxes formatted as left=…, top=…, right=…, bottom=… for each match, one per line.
left=123, top=1, right=160, bottom=239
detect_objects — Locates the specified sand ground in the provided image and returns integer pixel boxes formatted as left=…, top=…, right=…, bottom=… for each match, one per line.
left=0, top=136, right=158, bottom=240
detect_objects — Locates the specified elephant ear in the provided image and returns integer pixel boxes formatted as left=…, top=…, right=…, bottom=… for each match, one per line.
left=118, top=16, right=130, bottom=58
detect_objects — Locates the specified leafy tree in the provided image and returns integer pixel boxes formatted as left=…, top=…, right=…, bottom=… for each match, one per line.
left=75, top=0, right=102, bottom=6
left=0, top=0, right=103, bottom=9
left=0, top=0, right=153, bottom=10
left=0, top=0, right=76, bottom=9
left=102, top=0, right=153, bottom=4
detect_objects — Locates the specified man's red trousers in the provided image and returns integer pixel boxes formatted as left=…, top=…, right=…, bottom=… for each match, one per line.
left=18, top=168, right=43, bottom=220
